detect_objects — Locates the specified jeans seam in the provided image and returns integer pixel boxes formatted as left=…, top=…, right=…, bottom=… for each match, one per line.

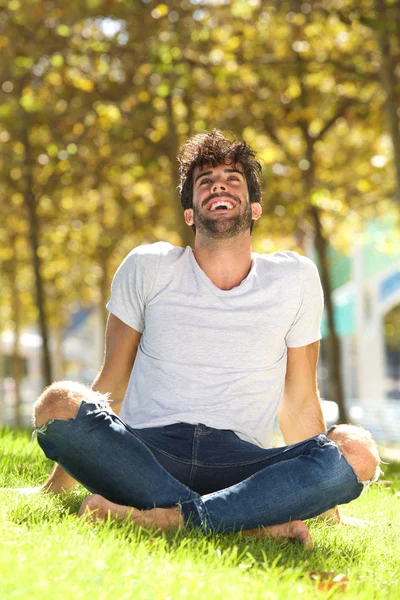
left=188, top=430, right=200, bottom=488
left=192, top=498, right=213, bottom=532
left=133, top=438, right=320, bottom=469
left=130, top=438, right=193, bottom=465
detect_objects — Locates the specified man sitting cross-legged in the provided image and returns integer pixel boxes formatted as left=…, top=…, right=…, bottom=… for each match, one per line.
left=29, top=131, right=381, bottom=546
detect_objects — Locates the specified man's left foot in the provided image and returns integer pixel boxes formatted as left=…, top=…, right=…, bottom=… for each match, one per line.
left=242, top=520, right=313, bottom=549
left=78, top=494, right=183, bottom=531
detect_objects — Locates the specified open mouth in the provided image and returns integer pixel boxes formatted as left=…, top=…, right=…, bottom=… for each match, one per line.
left=208, top=199, right=236, bottom=211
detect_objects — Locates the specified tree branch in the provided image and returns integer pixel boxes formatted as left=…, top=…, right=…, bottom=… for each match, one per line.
left=315, top=97, right=354, bottom=141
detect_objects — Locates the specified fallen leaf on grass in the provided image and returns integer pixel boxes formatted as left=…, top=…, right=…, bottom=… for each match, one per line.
left=308, top=571, right=349, bottom=593
left=340, top=515, right=372, bottom=527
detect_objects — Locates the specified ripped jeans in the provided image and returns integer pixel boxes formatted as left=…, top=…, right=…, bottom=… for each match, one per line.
left=34, top=401, right=365, bottom=532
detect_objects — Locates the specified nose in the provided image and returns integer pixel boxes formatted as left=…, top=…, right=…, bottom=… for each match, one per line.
left=212, top=179, right=226, bottom=193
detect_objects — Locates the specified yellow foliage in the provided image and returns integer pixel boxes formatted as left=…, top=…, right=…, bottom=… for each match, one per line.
left=95, top=103, right=121, bottom=123
left=134, top=202, right=149, bottom=217
left=56, top=24, right=70, bottom=37
left=177, top=122, right=189, bottom=135
left=152, top=115, right=168, bottom=132
left=155, top=4, right=169, bottom=17
left=138, top=90, right=150, bottom=103
left=61, top=197, right=74, bottom=211
left=153, top=97, right=167, bottom=112
left=73, top=123, right=85, bottom=136
left=0, top=247, right=13, bottom=261
left=133, top=181, right=152, bottom=197
left=51, top=53, right=64, bottom=68
left=11, top=193, right=23, bottom=206
left=8, top=0, right=20, bottom=10
left=357, top=179, right=372, bottom=193
left=37, top=246, right=50, bottom=259
left=99, top=144, right=111, bottom=157
left=47, top=71, right=63, bottom=86
left=10, top=168, right=21, bottom=181
left=12, top=141, right=24, bottom=155
left=226, top=36, right=240, bottom=51
left=259, top=147, right=279, bottom=164
left=286, top=81, right=301, bottom=99
left=66, top=68, right=94, bottom=92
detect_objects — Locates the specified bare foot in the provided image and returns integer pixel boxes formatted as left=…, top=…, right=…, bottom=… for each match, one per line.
left=78, top=494, right=183, bottom=531
left=242, top=520, right=313, bottom=549
left=79, top=496, right=313, bottom=547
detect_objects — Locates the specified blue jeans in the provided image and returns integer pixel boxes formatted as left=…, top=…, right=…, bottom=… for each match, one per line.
left=35, top=401, right=363, bottom=533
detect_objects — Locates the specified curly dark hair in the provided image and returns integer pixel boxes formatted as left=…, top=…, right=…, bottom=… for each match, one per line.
left=177, top=130, right=262, bottom=233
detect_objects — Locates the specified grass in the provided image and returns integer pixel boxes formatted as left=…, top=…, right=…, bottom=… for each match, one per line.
left=1, top=427, right=399, bottom=599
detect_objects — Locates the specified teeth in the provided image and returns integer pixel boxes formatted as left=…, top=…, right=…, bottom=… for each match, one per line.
left=210, top=201, right=234, bottom=211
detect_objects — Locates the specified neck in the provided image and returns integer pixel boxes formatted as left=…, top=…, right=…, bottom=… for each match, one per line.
left=192, top=232, right=253, bottom=290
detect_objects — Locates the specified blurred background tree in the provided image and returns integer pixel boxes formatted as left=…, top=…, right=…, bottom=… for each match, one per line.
left=0, top=0, right=399, bottom=424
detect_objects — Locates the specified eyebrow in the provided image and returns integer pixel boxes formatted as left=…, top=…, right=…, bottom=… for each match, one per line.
left=194, top=168, right=244, bottom=184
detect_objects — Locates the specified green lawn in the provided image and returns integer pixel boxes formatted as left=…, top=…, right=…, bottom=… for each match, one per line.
left=1, top=427, right=399, bottom=599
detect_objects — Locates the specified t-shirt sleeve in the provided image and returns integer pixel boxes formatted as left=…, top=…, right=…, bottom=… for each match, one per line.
left=285, top=257, right=324, bottom=348
left=106, top=246, right=161, bottom=333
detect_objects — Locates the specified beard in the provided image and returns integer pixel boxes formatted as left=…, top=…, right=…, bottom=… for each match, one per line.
left=193, top=201, right=253, bottom=239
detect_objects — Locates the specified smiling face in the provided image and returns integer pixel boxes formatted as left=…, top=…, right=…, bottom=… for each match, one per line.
left=184, top=163, right=262, bottom=238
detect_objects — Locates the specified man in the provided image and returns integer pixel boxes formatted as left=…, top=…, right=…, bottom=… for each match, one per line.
left=31, top=130, right=380, bottom=547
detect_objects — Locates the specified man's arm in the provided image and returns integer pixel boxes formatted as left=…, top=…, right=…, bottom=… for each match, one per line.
left=41, top=314, right=142, bottom=493
left=278, top=341, right=345, bottom=523
left=277, top=341, right=325, bottom=444
left=91, top=313, right=142, bottom=415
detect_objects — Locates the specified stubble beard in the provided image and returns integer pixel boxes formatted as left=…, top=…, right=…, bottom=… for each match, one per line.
left=193, top=202, right=253, bottom=239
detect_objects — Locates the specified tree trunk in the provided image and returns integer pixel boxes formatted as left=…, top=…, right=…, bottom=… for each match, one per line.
left=11, top=296, right=23, bottom=428
left=10, top=239, right=23, bottom=426
left=53, top=326, right=65, bottom=381
left=376, top=0, right=400, bottom=206
left=21, top=120, right=53, bottom=386
left=165, top=93, right=193, bottom=248
left=310, top=205, right=348, bottom=423
left=291, top=7, right=349, bottom=422
left=303, top=141, right=348, bottom=423
left=0, top=343, right=5, bottom=426
left=98, top=250, right=109, bottom=345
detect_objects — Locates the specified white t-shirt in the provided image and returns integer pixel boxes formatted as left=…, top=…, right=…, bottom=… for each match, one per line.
left=106, top=242, right=324, bottom=448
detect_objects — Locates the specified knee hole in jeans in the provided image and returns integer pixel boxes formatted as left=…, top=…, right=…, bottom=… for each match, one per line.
left=33, top=381, right=108, bottom=427
left=327, top=424, right=381, bottom=484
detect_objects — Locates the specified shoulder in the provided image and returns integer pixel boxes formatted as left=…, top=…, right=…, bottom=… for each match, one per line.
left=127, top=241, right=179, bottom=259
left=121, top=242, right=184, bottom=267
left=254, top=250, right=318, bottom=273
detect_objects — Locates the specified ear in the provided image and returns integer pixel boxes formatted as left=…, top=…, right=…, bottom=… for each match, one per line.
left=251, top=202, right=262, bottom=220
left=184, top=209, right=194, bottom=226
